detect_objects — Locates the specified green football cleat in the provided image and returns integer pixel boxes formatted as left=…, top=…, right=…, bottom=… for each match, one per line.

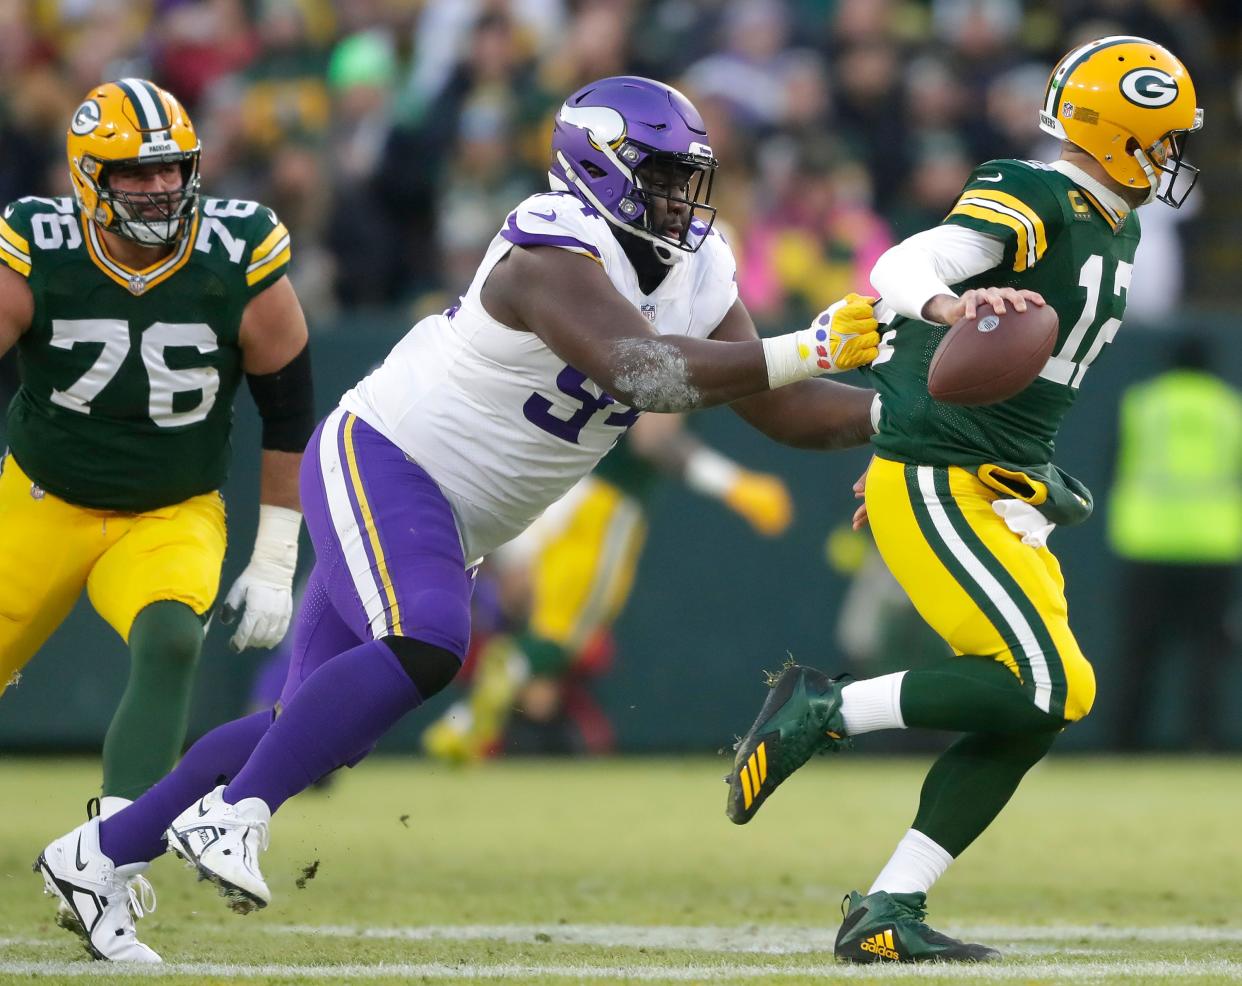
left=835, top=890, right=1001, bottom=964
left=725, top=665, right=849, bottom=825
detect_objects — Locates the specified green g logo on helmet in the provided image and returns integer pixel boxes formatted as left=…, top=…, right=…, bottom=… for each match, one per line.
left=1120, top=68, right=1179, bottom=108
left=70, top=100, right=101, bottom=136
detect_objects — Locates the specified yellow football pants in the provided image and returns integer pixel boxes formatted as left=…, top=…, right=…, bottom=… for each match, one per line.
left=0, top=454, right=227, bottom=697
left=528, top=478, right=648, bottom=653
left=865, top=456, right=1095, bottom=722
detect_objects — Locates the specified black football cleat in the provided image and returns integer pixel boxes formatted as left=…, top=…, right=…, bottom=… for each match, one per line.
left=726, top=664, right=849, bottom=824
left=835, top=890, right=1001, bottom=964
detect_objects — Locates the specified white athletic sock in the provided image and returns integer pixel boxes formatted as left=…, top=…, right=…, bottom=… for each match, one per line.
left=99, top=796, right=133, bottom=820
left=840, top=671, right=907, bottom=735
left=868, top=828, right=954, bottom=896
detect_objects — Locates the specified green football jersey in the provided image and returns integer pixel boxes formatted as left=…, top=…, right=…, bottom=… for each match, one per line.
left=0, top=195, right=291, bottom=511
left=859, top=159, right=1140, bottom=470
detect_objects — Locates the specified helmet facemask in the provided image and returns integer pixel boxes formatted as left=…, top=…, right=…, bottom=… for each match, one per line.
left=93, top=152, right=201, bottom=246
left=1133, top=108, right=1203, bottom=208
left=630, top=155, right=717, bottom=258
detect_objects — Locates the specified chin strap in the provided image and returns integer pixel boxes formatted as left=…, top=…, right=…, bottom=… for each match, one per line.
left=1131, top=147, right=1160, bottom=206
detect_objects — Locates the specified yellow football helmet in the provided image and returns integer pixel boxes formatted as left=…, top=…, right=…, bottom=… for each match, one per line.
left=66, top=79, right=201, bottom=246
left=1039, top=36, right=1202, bottom=207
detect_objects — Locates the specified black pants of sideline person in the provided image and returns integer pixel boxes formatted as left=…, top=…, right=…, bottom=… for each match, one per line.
left=1115, top=561, right=1238, bottom=751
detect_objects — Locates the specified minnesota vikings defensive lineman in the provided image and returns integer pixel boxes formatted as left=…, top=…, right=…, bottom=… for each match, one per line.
left=36, top=77, right=880, bottom=961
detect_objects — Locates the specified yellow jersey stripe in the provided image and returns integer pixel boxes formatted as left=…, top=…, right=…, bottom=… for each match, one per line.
left=82, top=212, right=200, bottom=291
left=740, top=762, right=754, bottom=808
left=245, top=245, right=292, bottom=287
left=248, top=222, right=290, bottom=267
left=0, top=217, right=31, bottom=258
left=0, top=237, right=31, bottom=277
left=958, top=188, right=1048, bottom=259
left=342, top=413, right=404, bottom=635
left=949, top=203, right=1032, bottom=271
left=1078, top=189, right=1123, bottom=231
left=756, top=741, right=767, bottom=784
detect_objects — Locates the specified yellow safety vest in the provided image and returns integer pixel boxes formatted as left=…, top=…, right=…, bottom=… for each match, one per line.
left=1107, top=370, right=1242, bottom=563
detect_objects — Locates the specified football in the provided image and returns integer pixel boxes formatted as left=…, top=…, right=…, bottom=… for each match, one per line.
left=927, top=302, right=1060, bottom=405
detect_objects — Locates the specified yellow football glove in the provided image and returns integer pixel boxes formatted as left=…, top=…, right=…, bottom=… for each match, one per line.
left=804, top=292, right=880, bottom=373
left=724, top=471, right=794, bottom=537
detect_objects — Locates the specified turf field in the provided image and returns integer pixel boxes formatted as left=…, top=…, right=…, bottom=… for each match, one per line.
left=1, top=755, right=1240, bottom=985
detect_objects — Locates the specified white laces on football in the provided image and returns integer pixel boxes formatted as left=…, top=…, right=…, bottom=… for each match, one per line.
left=125, top=873, right=157, bottom=919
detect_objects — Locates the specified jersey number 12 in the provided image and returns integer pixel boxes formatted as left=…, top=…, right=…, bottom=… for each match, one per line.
left=1039, top=254, right=1132, bottom=389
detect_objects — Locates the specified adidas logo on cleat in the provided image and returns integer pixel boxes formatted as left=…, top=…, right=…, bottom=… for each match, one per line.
left=738, top=742, right=769, bottom=809
left=859, top=929, right=901, bottom=961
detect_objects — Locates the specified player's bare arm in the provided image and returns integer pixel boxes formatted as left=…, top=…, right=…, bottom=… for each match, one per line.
left=223, top=273, right=314, bottom=651
left=482, top=245, right=877, bottom=412
left=710, top=298, right=877, bottom=450
left=0, top=262, right=33, bottom=359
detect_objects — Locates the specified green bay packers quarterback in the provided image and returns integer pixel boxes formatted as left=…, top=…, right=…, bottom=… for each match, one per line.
left=725, top=37, right=1202, bottom=962
left=0, top=79, right=313, bottom=807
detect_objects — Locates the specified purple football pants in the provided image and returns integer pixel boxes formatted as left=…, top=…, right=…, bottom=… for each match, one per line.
left=100, top=408, right=473, bottom=866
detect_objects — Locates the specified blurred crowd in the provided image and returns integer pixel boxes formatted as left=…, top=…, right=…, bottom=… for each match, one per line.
left=1, top=0, right=1235, bottom=327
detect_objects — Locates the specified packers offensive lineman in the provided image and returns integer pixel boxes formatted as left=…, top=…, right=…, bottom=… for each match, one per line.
left=35, top=75, right=879, bottom=962
left=725, top=37, right=1202, bottom=963
left=0, top=81, right=312, bottom=815
left=423, top=411, right=795, bottom=762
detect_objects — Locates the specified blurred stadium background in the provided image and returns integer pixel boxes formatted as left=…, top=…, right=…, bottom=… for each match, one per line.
left=1, top=0, right=1241, bottom=760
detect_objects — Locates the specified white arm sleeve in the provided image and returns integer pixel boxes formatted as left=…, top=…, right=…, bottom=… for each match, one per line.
left=870, top=225, right=1007, bottom=322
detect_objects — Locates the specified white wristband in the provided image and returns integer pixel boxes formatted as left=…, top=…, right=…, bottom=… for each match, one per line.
left=870, top=393, right=883, bottom=434
left=251, top=504, right=301, bottom=580
left=761, top=332, right=813, bottom=390
left=684, top=447, right=743, bottom=499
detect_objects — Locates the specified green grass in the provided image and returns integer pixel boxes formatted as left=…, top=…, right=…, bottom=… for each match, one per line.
left=1, top=754, right=1240, bottom=984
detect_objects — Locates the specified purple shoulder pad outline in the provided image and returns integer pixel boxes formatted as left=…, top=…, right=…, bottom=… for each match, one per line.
left=501, top=211, right=602, bottom=259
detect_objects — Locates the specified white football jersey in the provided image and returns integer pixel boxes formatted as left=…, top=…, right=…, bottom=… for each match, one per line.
left=340, top=191, right=738, bottom=561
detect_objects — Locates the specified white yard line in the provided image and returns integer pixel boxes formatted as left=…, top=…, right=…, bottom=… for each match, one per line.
left=267, top=921, right=1242, bottom=952
left=0, top=959, right=1241, bottom=980
left=7, top=924, right=1241, bottom=981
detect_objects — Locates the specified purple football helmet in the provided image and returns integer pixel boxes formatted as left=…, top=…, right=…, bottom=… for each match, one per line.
left=550, top=76, right=718, bottom=256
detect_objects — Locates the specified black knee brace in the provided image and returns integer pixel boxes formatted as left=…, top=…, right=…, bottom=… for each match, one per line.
left=381, top=636, right=461, bottom=699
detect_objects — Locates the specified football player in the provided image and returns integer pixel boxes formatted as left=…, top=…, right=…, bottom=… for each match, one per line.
left=0, top=80, right=311, bottom=858
left=35, top=76, right=879, bottom=961
left=725, top=37, right=1202, bottom=963
left=422, top=411, right=795, bottom=763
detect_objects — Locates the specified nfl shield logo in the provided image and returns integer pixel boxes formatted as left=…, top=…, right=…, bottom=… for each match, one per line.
left=641, top=303, right=656, bottom=323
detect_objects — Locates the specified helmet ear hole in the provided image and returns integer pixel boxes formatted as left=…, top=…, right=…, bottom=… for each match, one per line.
left=582, top=161, right=607, bottom=179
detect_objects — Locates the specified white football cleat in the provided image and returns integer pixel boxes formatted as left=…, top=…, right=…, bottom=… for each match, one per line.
left=165, top=785, right=272, bottom=913
left=55, top=796, right=135, bottom=934
left=34, top=816, right=160, bottom=962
